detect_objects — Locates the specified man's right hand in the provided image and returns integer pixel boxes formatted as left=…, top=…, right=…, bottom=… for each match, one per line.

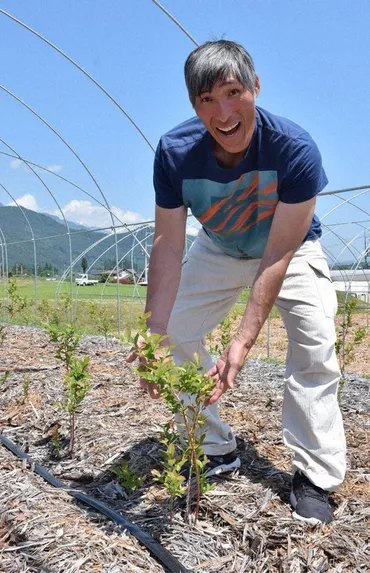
left=126, top=333, right=169, bottom=399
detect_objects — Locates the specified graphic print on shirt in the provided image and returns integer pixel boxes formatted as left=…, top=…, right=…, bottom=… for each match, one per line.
left=182, top=170, right=278, bottom=258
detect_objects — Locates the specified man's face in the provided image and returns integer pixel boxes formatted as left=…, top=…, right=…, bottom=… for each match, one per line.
left=194, top=75, right=260, bottom=156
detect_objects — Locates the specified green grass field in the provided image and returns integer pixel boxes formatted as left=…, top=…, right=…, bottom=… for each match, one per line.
left=1, top=277, right=368, bottom=337
left=0, top=277, right=147, bottom=301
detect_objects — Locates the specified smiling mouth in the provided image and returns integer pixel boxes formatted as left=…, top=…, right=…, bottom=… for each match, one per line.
left=217, top=122, right=240, bottom=136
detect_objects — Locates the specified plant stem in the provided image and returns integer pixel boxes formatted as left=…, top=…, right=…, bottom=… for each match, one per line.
left=181, top=405, right=201, bottom=525
left=69, top=411, right=75, bottom=455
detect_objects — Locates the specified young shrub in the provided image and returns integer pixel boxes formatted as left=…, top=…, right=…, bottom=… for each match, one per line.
left=88, top=301, right=115, bottom=344
left=0, top=371, right=10, bottom=385
left=45, top=323, right=81, bottom=372
left=56, top=356, right=91, bottom=455
left=335, top=298, right=369, bottom=398
left=22, top=374, right=31, bottom=401
left=110, top=460, right=144, bottom=494
left=218, top=313, right=233, bottom=352
left=46, top=322, right=90, bottom=455
left=36, top=298, right=53, bottom=325
left=1, top=278, right=30, bottom=339
left=152, top=423, right=187, bottom=524
left=133, top=329, right=215, bottom=525
left=6, top=278, right=29, bottom=322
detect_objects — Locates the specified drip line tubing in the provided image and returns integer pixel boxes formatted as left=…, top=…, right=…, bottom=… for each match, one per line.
left=0, top=434, right=189, bottom=573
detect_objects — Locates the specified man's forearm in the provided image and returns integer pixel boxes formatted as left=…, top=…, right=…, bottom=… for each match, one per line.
left=145, top=238, right=183, bottom=334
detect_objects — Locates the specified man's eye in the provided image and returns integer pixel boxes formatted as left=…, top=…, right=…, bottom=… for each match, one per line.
left=229, top=89, right=240, bottom=96
left=200, top=96, right=212, bottom=103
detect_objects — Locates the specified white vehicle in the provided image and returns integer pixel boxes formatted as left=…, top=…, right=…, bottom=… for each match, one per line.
left=75, top=273, right=99, bottom=286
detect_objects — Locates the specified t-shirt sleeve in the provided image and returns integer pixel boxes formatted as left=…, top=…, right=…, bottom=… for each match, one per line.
left=153, top=140, right=184, bottom=209
left=279, top=135, right=328, bottom=204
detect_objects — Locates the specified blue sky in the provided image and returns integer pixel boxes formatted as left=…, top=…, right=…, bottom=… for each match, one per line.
left=0, top=0, right=369, bottom=259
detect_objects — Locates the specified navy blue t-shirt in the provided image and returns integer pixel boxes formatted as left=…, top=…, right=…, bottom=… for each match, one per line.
left=154, top=107, right=326, bottom=258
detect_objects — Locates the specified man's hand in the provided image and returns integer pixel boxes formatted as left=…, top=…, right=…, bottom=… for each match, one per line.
left=126, top=334, right=168, bottom=399
left=206, top=336, right=249, bottom=405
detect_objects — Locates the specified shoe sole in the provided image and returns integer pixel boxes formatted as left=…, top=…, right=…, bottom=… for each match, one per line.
left=204, top=457, right=241, bottom=478
left=290, top=491, right=324, bottom=526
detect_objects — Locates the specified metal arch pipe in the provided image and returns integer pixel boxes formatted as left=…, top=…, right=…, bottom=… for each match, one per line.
left=321, top=220, right=369, bottom=264
left=151, top=0, right=199, bottom=47
left=129, top=226, right=155, bottom=309
left=320, top=223, right=365, bottom=290
left=57, top=226, right=154, bottom=303
left=0, top=138, right=74, bottom=310
left=319, top=188, right=370, bottom=222
left=0, top=149, right=155, bottom=259
left=0, top=227, right=9, bottom=279
left=321, top=224, right=364, bottom=268
left=0, top=227, right=9, bottom=320
left=323, top=225, right=370, bottom=273
left=0, top=151, right=154, bottom=251
left=319, top=184, right=370, bottom=197
left=59, top=234, right=116, bottom=318
left=57, top=233, right=111, bottom=291
left=320, top=193, right=370, bottom=224
left=0, top=150, right=114, bottom=225
left=65, top=226, right=153, bottom=306
left=0, top=9, right=155, bottom=153
left=0, top=181, right=38, bottom=304
left=0, top=84, right=123, bottom=330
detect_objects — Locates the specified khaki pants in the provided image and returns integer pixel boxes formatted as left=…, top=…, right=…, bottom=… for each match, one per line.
left=167, top=230, right=346, bottom=490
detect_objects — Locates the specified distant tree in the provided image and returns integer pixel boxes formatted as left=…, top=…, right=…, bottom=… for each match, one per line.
left=36, top=262, right=60, bottom=277
left=103, top=258, right=116, bottom=271
left=81, top=257, right=88, bottom=274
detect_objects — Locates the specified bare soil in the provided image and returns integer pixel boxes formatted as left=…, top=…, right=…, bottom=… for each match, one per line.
left=213, top=311, right=370, bottom=377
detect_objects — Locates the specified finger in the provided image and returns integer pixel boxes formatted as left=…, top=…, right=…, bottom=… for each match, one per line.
left=222, top=363, right=240, bottom=390
left=206, top=364, right=218, bottom=377
left=205, top=380, right=225, bottom=406
left=206, top=388, right=223, bottom=406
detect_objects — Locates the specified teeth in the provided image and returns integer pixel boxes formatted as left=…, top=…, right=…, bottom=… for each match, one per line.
left=218, top=122, right=239, bottom=133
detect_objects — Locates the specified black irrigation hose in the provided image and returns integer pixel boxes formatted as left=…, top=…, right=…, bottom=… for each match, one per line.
left=0, top=435, right=189, bottom=573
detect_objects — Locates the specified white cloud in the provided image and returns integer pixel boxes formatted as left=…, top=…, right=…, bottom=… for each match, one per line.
left=9, top=159, right=22, bottom=170
left=9, top=159, right=63, bottom=174
left=45, top=164, right=63, bottom=173
left=58, top=199, right=147, bottom=229
left=7, top=193, right=38, bottom=211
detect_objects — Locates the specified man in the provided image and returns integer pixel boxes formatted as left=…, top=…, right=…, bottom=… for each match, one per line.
left=129, top=40, right=346, bottom=525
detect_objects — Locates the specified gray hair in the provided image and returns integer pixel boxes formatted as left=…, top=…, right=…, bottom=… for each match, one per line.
left=184, top=40, right=257, bottom=106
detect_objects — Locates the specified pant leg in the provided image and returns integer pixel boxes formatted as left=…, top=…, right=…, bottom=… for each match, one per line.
left=276, top=240, right=346, bottom=490
left=167, top=230, right=254, bottom=455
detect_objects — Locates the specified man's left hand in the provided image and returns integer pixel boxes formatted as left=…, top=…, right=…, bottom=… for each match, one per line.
left=206, top=336, right=249, bottom=405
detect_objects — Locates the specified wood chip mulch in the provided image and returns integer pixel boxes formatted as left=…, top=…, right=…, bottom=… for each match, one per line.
left=0, top=325, right=369, bottom=572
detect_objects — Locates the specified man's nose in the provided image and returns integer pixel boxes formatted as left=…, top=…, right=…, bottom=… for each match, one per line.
left=215, top=100, right=232, bottom=123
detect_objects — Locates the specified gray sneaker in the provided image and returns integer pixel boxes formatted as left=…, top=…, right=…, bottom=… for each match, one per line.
left=290, top=471, right=334, bottom=525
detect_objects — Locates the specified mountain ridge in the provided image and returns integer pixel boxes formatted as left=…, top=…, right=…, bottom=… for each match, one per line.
left=0, top=205, right=149, bottom=271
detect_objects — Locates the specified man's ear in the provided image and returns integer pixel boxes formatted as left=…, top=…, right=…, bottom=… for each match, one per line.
left=254, top=75, right=261, bottom=98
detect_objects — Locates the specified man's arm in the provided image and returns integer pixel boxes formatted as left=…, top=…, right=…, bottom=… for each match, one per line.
left=207, top=196, right=316, bottom=404
left=145, top=204, right=187, bottom=335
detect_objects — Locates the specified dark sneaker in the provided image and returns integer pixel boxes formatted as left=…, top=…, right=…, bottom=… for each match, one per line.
left=182, top=450, right=240, bottom=480
left=290, top=471, right=334, bottom=525
left=203, top=451, right=241, bottom=477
